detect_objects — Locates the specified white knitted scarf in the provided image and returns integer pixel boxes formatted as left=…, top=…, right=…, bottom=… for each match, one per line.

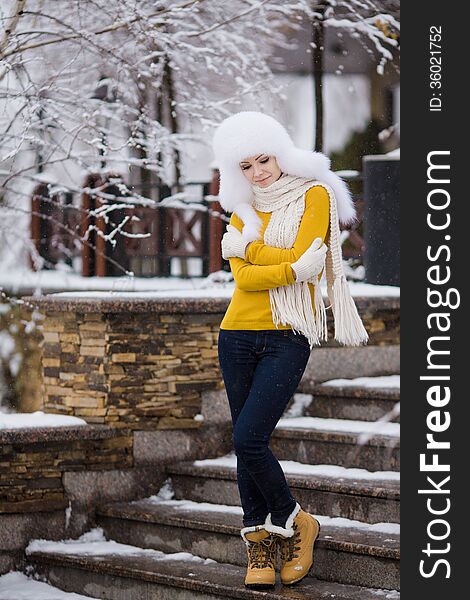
left=251, top=173, right=369, bottom=348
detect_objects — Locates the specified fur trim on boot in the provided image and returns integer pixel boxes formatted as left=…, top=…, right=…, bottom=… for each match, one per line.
left=240, top=523, right=268, bottom=544
left=240, top=525, right=277, bottom=589
left=262, top=502, right=301, bottom=538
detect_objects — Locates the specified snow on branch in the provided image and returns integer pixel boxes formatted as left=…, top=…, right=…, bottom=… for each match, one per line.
left=0, top=0, right=399, bottom=271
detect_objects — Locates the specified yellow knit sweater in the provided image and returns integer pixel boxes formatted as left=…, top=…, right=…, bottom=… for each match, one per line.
left=220, top=185, right=330, bottom=330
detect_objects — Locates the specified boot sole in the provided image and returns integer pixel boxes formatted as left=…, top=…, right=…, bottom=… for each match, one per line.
left=245, top=582, right=276, bottom=590
left=281, top=518, right=321, bottom=586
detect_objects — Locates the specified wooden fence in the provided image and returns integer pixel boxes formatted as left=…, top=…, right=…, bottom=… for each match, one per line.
left=30, top=171, right=363, bottom=278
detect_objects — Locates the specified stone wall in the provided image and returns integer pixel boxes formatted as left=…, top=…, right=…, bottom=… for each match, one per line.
left=37, top=310, right=222, bottom=430
left=0, top=426, right=133, bottom=514
left=25, top=295, right=400, bottom=430
left=0, top=425, right=166, bottom=575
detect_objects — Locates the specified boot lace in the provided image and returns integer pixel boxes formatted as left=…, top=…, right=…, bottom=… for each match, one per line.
left=279, top=522, right=301, bottom=562
left=247, top=535, right=277, bottom=569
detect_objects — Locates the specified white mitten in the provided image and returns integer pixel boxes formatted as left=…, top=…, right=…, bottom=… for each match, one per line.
left=291, top=237, right=328, bottom=283
left=221, top=224, right=251, bottom=259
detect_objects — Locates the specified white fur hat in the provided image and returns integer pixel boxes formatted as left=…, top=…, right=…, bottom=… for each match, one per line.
left=212, top=111, right=357, bottom=229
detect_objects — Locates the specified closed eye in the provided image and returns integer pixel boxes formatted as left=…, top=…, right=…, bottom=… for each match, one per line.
left=241, top=157, right=269, bottom=170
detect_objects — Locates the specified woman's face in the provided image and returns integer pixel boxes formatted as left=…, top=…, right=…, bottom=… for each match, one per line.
left=239, top=154, right=282, bottom=187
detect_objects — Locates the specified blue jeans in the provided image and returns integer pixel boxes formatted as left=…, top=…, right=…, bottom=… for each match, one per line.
left=217, top=328, right=311, bottom=528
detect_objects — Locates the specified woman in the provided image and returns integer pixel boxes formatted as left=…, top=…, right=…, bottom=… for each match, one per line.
left=213, top=111, right=368, bottom=589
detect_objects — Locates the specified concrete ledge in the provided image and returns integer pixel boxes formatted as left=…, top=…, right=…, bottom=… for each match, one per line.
left=25, top=294, right=399, bottom=315
left=0, top=424, right=130, bottom=444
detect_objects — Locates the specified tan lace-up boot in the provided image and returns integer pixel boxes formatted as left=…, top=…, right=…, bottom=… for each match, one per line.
left=240, top=525, right=277, bottom=588
left=278, top=510, right=320, bottom=585
left=264, top=502, right=321, bottom=585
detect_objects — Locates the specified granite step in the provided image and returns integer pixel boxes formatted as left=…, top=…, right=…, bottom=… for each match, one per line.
left=271, top=417, right=400, bottom=471
left=26, top=548, right=400, bottom=600
left=295, top=380, right=400, bottom=423
left=96, top=497, right=400, bottom=590
left=166, top=457, right=400, bottom=524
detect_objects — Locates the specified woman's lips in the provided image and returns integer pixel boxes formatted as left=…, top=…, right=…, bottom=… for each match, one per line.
left=255, top=176, right=270, bottom=183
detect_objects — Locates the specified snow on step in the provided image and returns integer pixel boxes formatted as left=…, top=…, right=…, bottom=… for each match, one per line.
left=316, top=514, right=399, bottom=535
left=27, top=550, right=402, bottom=600
left=25, top=527, right=215, bottom=565
left=276, top=416, right=400, bottom=437
left=0, top=411, right=87, bottom=429
left=193, top=452, right=400, bottom=482
left=321, top=375, right=400, bottom=389
left=141, top=494, right=400, bottom=536
left=285, top=393, right=313, bottom=417
left=144, top=496, right=243, bottom=515
left=0, top=571, right=98, bottom=600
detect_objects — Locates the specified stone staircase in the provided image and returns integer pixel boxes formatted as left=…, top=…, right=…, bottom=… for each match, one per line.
left=24, top=377, right=400, bottom=599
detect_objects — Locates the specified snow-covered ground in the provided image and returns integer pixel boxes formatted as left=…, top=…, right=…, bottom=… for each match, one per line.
left=0, top=572, right=100, bottom=600
left=0, top=269, right=400, bottom=297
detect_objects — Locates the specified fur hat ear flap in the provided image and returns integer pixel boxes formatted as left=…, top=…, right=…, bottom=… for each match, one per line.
left=276, top=148, right=356, bottom=226
left=217, top=161, right=252, bottom=213
left=316, top=170, right=357, bottom=226
left=277, top=148, right=331, bottom=179
left=234, top=203, right=263, bottom=242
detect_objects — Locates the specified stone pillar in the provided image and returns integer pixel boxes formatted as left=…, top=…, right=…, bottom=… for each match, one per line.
left=28, top=297, right=225, bottom=430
